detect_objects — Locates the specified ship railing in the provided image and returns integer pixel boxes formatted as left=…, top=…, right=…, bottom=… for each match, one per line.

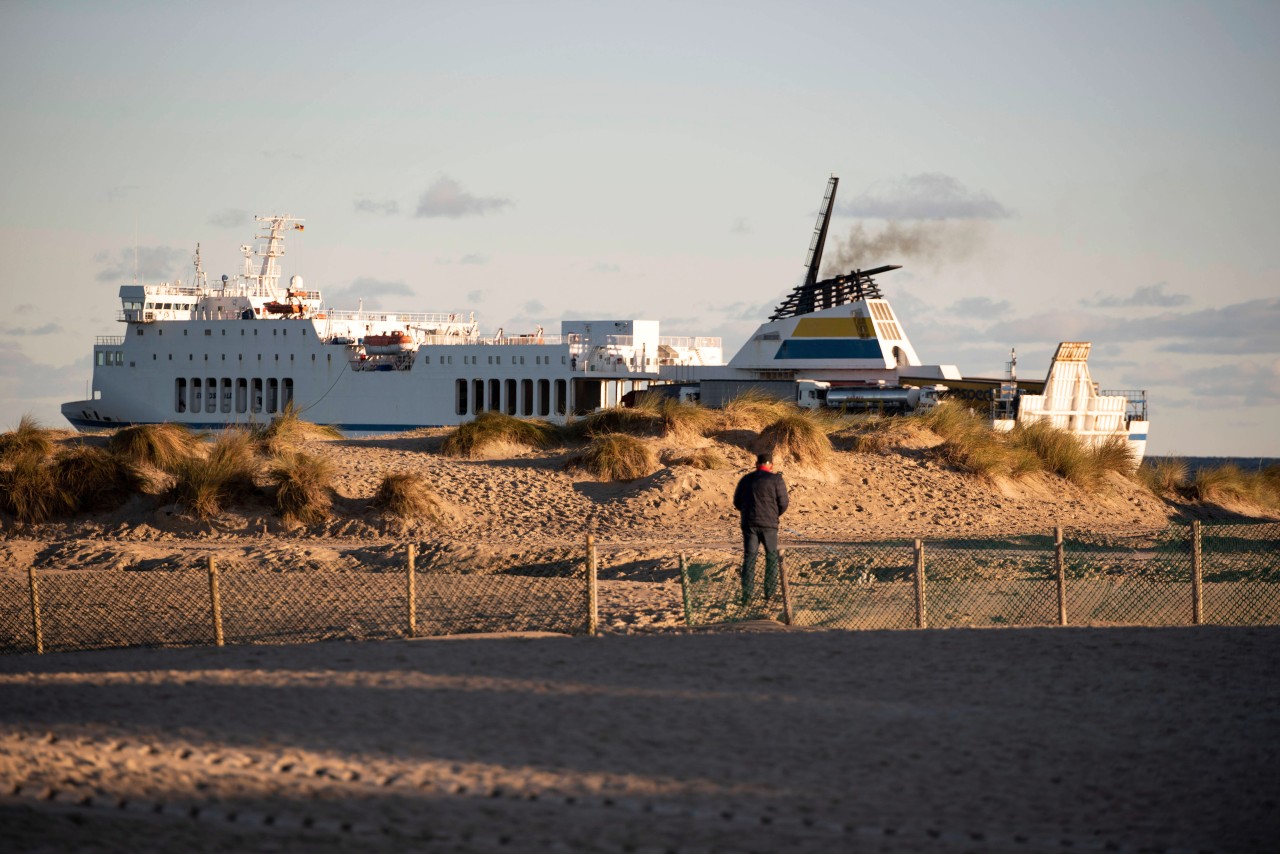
left=95, top=336, right=125, bottom=346
left=141, top=284, right=204, bottom=296
left=1101, top=389, right=1149, bottom=422
left=323, top=309, right=461, bottom=324
left=659, top=336, right=723, bottom=349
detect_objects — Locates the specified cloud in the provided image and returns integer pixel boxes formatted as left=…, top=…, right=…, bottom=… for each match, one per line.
left=0, top=323, right=62, bottom=336
left=523, top=300, right=545, bottom=315
left=95, top=246, right=187, bottom=283
left=1085, top=282, right=1191, bottom=308
left=15, top=304, right=33, bottom=315
left=730, top=217, right=752, bottom=235
left=1179, top=358, right=1280, bottom=405
left=591, top=262, right=620, bottom=273
left=208, top=209, right=250, bottom=229
left=838, top=173, right=1011, bottom=220
left=414, top=177, right=511, bottom=218
left=354, top=198, right=400, bottom=216
left=947, top=297, right=1011, bottom=319
left=466, top=289, right=486, bottom=303
left=459, top=254, right=489, bottom=265
left=322, top=277, right=415, bottom=311
left=106, top=185, right=140, bottom=202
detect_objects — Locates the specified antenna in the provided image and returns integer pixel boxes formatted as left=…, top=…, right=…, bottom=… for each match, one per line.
left=133, top=222, right=139, bottom=285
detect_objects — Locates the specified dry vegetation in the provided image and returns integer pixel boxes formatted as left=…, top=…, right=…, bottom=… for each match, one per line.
left=574, top=433, right=658, bottom=481
left=757, top=411, right=833, bottom=469
left=442, top=411, right=560, bottom=457
left=107, top=423, right=202, bottom=471
left=372, top=472, right=447, bottom=525
left=169, top=430, right=259, bottom=519
left=268, top=451, right=335, bottom=526
left=667, top=447, right=732, bottom=471
left=256, top=403, right=343, bottom=455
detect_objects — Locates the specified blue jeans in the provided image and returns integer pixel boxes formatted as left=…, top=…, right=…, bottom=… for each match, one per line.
left=741, top=525, right=779, bottom=603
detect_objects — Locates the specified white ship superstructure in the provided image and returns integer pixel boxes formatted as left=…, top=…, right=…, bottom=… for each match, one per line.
left=63, top=216, right=718, bottom=432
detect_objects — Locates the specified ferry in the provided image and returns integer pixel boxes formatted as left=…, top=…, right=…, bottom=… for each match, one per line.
left=62, top=179, right=1148, bottom=459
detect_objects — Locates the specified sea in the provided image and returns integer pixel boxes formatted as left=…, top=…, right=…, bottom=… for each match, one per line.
left=1146, top=456, right=1279, bottom=476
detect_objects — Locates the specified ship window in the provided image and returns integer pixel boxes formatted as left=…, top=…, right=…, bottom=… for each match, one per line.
left=301, top=328, right=306, bottom=336
left=238, top=354, right=242, bottom=361
left=561, top=356, right=566, bottom=365
left=189, top=354, right=193, bottom=361
left=273, top=329, right=277, bottom=336
left=183, top=329, right=188, bottom=336
left=538, top=379, right=550, bottom=417
left=254, top=329, right=258, bottom=335
left=221, top=378, right=232, bottom=413
left=236, top=378, right=247, bottom=413
left=267, top=378, right=278, bottom=413
left=252, top=378, right=263, bottom=413
left=241, top=330, right=245, bottom=336
left=496, top=356, right=501, bottom=364
left=205, top=329, right=211, bottom=336
left=158, top=330, right=163, bottom=336
left=221, top=329, right=226, bottom=336
left=137, top=328, right=143, bottom=335
left=96, top=353, right=104, bottom=366
left=274, top=354, right=278, bottom=361
left=153, top=354, right=156, bottom=360
left=521, top=379, right=534, bottom=416
left=168, top=354, right=172, bottom=360
left=175, top=378, right=187, bottom=413
left=488, top=379, right=500, bottom=411
left=555, top=379, right=567, bottom=415
left=311, top=354, right=315, bottom=361
left=257, top=354, right=262, bottom=361
left=423, top=356, right=430, bottom=364
left=282, top=378, right=294, bottom=407
left=473, top=379, right=484, bottom=413
left=289, top=354, right=293, bottom=361
left=190, top=378, right=201, bottom=411
left=455, top=379, right=468, bottom=416
left=487, top=356, right=492, bottom=365
left=206, top=378, right=217, bottom=413
left=505, top=379, right=517, bottom=415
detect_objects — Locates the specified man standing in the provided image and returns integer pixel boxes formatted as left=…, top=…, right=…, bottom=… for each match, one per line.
left=733, top=451, right=789, bottom=605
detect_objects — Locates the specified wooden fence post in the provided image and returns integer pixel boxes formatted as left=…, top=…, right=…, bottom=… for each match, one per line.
left=678, top=552, right=692, bottom=626
left=207, top=556, right=224, bottom=647
left=407, top=544, right=417, bottom=638
left=778, top=549, right=794, bottom=626
left=27, top=566, right=43, bottom=655
left=1191, top=520, right=1203, bottom=626
left=586, top=534, right=598, bottom=636
left=1055, top=526, right=1067, bottom=626
left=913, top=539, right=927, bottom=629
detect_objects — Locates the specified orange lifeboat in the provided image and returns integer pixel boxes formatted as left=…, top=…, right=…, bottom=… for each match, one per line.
left=363, top=331, right=414, bottom=355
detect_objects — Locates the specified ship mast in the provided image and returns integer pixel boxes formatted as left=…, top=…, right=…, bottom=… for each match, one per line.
left=240, top=215, right=304, bottom=298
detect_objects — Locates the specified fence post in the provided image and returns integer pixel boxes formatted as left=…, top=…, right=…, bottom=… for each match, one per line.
left=27, top=566, right=43, bottom=655
left=778, top=549, right=794, bottom=626
left=1055, top=526, right=1067, bottom=626
left=586, top=534, right=598, bottom=636
left=207, top=556, right=224, bottom=647
left=913, top=539, right=927, bottom=629
left=678, top=552, right=693, bottom=626
left=407, top=544, right=417, bottom=638
left=1191, top=520, right=1203, bottom=626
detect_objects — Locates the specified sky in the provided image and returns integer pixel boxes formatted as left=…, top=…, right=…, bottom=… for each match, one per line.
left=1, top=0, right=1277, bottom=456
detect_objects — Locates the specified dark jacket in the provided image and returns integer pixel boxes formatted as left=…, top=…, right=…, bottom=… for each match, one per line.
left=733, top=468, right=789, bottom=529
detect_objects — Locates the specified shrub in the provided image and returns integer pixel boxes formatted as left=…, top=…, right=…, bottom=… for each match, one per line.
left=1089, top=435, right=1138, bottom=478
left=258, top=402, right=342, bottom=454
left=757, top=412, right=832, bottom=469
left=108, top=423, right=202, bottom=472
left=51, top=446, right=143, bottom=513
left=1193, top=464, right=1258, bottom=506
left=719, top=390, right=797, bottom=431
left=0, top=414, right=55, bottom=463
left=268, top=451, right=334, bottom=526
left=1137, top=457, right=1189, bottom=496
left=442, top=411, right=560, bottom=457
left=170, top=429, right=259, bottom=518
left=372, top=472, right=446, bottom=523
left=657, top=399, right=716, bottom=441
left=1008, top=421, right=1096, bottom=487
left=577, top=433, right=657, bottom=481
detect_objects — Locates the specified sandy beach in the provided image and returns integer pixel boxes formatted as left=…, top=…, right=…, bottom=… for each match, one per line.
left=3, top=626, right=1279, bottom=852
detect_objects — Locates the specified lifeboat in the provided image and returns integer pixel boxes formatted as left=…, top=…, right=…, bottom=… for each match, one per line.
left=363, top=331, right=415, bottom=355
left=263, top=300, right=305, bottom=316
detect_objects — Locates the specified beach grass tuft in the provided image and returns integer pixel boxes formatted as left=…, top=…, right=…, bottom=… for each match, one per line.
left=268, top=451, right=334, bottom=526
left=719, top=390, right=797, bottom=432
left=757, top=412, right=833, bottom=469
left=51, top=446, right=144, bottom=513
left=668, top=446, right=732, bottom=470
left=107, top=423, right=203, bottom=472
left=576, top=433, right=657, bottom=481
left=0, top=414, right=56, bottom=463
left=442, top=411, right=560, bottom=457
left=372, top=472, right=447, bottom=523
left=170, top=429, right=259, bottom=518
left=257, top=403, right=343, bottom=455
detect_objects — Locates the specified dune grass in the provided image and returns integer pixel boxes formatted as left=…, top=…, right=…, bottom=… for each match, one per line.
left=0, top=414, right=55, bottom=463
left=0, top=454, right=71, bottom=523
left=51, top=446, right=144, bottom=513
left=576, top=433, right=657, bottom=481
left=170, top=429, right=259, bottom=518
left=372, top=472, right=447, bottom=523
left=257, top=403, right=343, bottom=455
left=668, top=446, right=732, bottom=471
left=830, top=414, right=924, bottom=454
left=757, top=412, right=833, bottom=469
left=719, top=390, right=797, bottom=432
left=442, top=411, right=560, bottom=457
left=1192, top=464, right=1270, bottom=507
left=268, top=451, right=334, bottom=526
left=1137, top=457, right=1189, bottom=496
left=107, top=423, right=203, bottom=472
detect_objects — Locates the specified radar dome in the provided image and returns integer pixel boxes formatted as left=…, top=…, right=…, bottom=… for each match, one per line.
left=290, top=275, right=305, bottom=290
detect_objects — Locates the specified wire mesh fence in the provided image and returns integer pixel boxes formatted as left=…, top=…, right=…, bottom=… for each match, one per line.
left=2, top=544, right=593, bottom=655
left=681, top=521, right=1280, bottom=631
